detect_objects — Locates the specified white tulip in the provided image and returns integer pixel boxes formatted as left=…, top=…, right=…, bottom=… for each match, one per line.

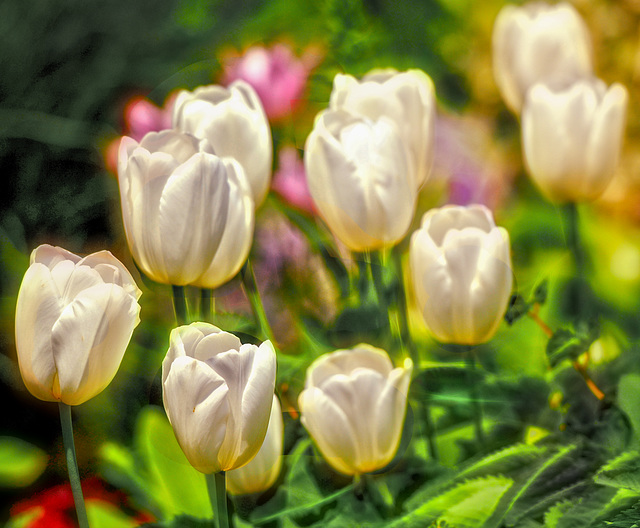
left=173, top=80, right=273, bottom=206
left=227, top=395, right=283, bottom=495
left=298, top=345, right=412, bottom=476
left=493, top=2, right=593, bottom=114
left=118, top=129, right=254, bottom=287
left=410, top=205, right=512, bottom=345
left=15, top=245, right=141, bottom=405
left=162, top=323, right=277, bottom=474
left=522, top=78, right=628, bottom=203
left=330, top=69, right=436, bottom=189
left=304, top=109, right=416, bottom=252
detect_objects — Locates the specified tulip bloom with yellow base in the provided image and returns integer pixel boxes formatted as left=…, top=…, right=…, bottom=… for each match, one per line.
left=299, top=345, right=412, bottom=476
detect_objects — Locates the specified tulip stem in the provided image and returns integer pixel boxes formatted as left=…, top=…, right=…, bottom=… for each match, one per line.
left=241, top=260, right=277, bottom=345
left=58, top=403, right=89, bottom=528
left=355, top=253, right=370, bottom=301
left=200, top=288, right=213, bottom=322
left=206, top=471, right=230, bottom=528
left=465, top=348, right=485, bottom=448
left=564, top=202, right=587, bottom=321
left=172, top=285, right=188, bottom=326
left=369, top=251, right=390, bottom=330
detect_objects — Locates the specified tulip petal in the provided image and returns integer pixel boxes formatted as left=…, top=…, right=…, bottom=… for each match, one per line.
left=158, top=153, right=230, bottom=285
left=50, top=282, right=140, bottom=405
left=299, top=386, right=359, bottom=475
left=163, top=356, right=230, bottom=474
left=15, top=263, right=63, bottom=402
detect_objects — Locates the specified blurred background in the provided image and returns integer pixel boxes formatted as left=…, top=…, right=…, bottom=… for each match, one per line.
left=2, top=0, right=640, bottom=524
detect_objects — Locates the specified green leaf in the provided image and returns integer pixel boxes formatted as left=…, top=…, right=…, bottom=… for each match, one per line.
left=595, top=451, right=640, bottom=494
left=546, top=322, right=599, bottom=368
left=503, top=444, right=579, bottom=526
left=135, top=406, right=211, bottom=520
left=617, top=374, right=640, bottom=447
left=533, top=280, right=549, bottom=305
left=543, top=487, right=618, bottom=528
left=455, top=443, right=549, bottom=483
left=505, top=294, right=531, bottom=325
left=0, top=436, right=47, bottom=487
left=87, top=500, right=139, bottom=528
left=594, top=500, right=640, bottom=528
left=391, top=476, right=513, bottom=528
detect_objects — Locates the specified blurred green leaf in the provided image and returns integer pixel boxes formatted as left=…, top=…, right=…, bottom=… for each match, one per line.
left=87, top=500, right=140, bottom=528
left=617, top=374, right=640, bottom=447
left=505, top=294, right=531, bottom=326
left=391, top=476, right=513, bottom=528
left=135, top=406, right=211, bottom=520
left=595, top=451, right=640, bottom=494
left=0, top=436, right=47, bottom=487
left=546, top=322, right=599, bottom=368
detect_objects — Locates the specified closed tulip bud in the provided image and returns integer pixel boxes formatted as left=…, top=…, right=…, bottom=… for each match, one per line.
left=15, top=245, right=141, bottom=405
left=304, top=109, right=416, bottom=252
left=227, top=395, right=283, bottom=495
left=522, top=78, right=628, bottom=203
left=410, top=205, right=513, bottom=345
left=162, top=323, right=277, bottom=474
left=330, top=69, right=436, bottom=190
left=173, top=80, right=273, bottom=206
left=493, top=2, right=593, bottom=114
left=118, top=130, right=240, bottom=286
left=298, top=345, right=412, bottom=476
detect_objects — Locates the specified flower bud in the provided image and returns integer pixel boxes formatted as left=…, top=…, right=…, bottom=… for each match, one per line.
left=227, top=395, right=283, bottom=495
left=492, top=2, right=593, bottom=114
left=162, top=323, right=277, bottom=474
left=410, top=205, right=512, bottom=345
left=15, top=245, right=141, bottom=405
left=304, top=109, right=416, bottom=252
left=330, top=69, right=436, bottom=190
left=173, top=81, right=273, bottom=206
left=118, top=130, right=255, bottom=287
left=298, top=345, right=412, bottom=476
left=521, top=78, right=628, bottom=203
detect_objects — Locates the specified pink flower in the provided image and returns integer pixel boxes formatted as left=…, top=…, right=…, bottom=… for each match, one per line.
left=123, top=93, right=176, bottom=141
left=104, top=93, right=176, bottom=174
left=272, top=146, right=316, bottom=214
left=222, top=44, right=319, bottom=121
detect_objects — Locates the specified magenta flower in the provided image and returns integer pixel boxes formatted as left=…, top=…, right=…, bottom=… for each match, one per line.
left=123, top=93, right=176, bottom=141
left=222, top=43, right=318, bottom=121
left=272, top=146, right=316, bottom=214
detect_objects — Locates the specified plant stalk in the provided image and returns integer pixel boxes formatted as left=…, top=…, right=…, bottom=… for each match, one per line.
left=200, top=288, right=213, bottom=322
left=206, top=471, right=230, bottom=528
left=171, top=285, right=188, bottom=326
left=58, top=403, right=89, bottom=528
left=466, top=347, right=485, bottom=448
left=241, top=260, right=277, bottom=345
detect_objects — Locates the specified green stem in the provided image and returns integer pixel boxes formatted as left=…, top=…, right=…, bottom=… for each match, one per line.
left=564, top=202, right=586, bottom=321
left=390, top=248, right=438, bottom=461
left=241, top=260, right=277, bottom=345
left=206, top=471, right=230, bottom=528
left=58, top=403, right=89, bottom=528
left=172, top=285, right=188, bottom=326
left=466, top=347, right=485, bottom=448
left=369, top=251, right=390, bottom=331
left=354, top=253, right=370, bottom=301
left=200, top=288, right=213, bottom=323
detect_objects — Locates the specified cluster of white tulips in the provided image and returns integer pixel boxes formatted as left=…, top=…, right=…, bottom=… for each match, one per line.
left=493, top=1, right=628, bottom=204
left=12, top=1, right=630, bottom=526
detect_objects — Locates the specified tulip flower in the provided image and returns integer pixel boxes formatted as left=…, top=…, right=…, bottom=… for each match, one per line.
left=272, top=146, right=316, bottom=214
left=222, top=43, right=317, bottom=122
left=521, top=78, right=628, bottom=203
left=330, top=69, right=436, bottom=190
left=409, top=205, right=513, bottom=345
left=15, top=245, right=141, bottom=406
left=298, top=345, right=412, bottom=476
left=162, top=323, right=277, bottom=474
left=118, top=130, right=255, bottom=287
left=492, top=2, right=593, bottom=114
left=304, top=109, right=416, bottom=252
left=227, top=395, right=283, bottom=495
left=173, top=80, right=273, bottom=206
